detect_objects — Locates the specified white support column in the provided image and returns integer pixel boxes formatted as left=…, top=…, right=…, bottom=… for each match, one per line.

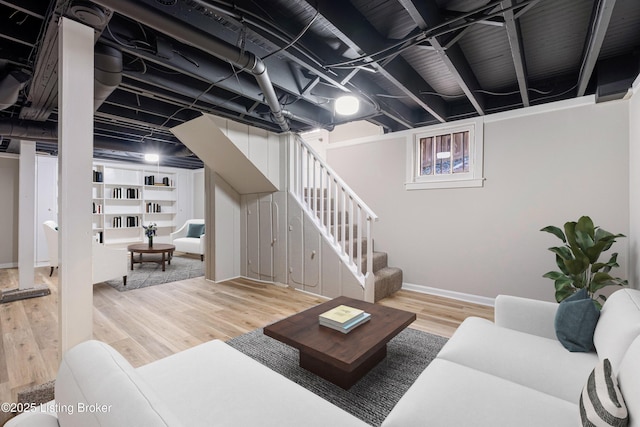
left=204, top=166, right=216, bottom=281
left=18, top=141, right=36, bottom=290
left=58, top=17, right=94, bottom=356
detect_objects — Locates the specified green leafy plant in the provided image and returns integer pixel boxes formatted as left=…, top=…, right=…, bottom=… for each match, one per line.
left=541, top=216, right=627, bottom=307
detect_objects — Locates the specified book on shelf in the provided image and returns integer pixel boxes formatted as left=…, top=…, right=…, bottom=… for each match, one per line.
left=319, top=305, right=365, bottom=326
left=320, top=312, right=371, bottom=334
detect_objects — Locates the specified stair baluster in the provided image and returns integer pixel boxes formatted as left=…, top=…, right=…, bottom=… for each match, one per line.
left=290, top=135, right=378, bottom=300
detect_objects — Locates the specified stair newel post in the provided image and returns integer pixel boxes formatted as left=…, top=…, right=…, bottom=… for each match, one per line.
left=324, top=172, right=330, bottom=232
left=356, top=205, right=363, bottom=281
left=298, top=138, right=303, bottom=199
left=319, top=165, right=325, bottom=229
left=348, top=196, right=354, bottom=266
left=341, top=188, right=347, bottom=255
left=366, top=215, right=373, bottom=277
left=312, top=157, right=317, bottom=218
left=333, top=179, right=340, bottom=244
left=305, top=146, right=311, bottom=212
left=291, top=137, right=296, bottom=195
left=364, top=215, right=375, bottom=302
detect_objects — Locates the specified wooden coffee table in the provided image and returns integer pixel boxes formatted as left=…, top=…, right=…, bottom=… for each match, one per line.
left=264, top=296, right=416, bottom=389
left=127, top=243, right=175, bottom=272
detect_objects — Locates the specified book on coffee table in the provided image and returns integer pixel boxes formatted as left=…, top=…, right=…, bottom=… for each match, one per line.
left=320, top=312, right=371, bottom=333
left=319, top=305, right=364, bottom=326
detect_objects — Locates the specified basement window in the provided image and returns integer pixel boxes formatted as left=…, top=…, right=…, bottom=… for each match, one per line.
left=405, top=119, right=484, bottom=190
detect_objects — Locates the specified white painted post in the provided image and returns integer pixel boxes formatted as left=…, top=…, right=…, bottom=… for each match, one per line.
left=58, top=17, right=94, bottom=356
left=18, top=141, right=36, bottom=290
left=204, top=165, right=216, bottom=281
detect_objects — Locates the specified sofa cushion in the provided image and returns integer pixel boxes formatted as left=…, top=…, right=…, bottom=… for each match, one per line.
left=618, top=336, right=640, bottom=427
left=579, top=358, right=628, bottom=427
left=437, top=317, right=599, bottom=403
left=3, top=412, right=59, bottom=427
left=137, top=340, right=368, bottom=427
left=55, top=340, right=183, bottom=427
left=555, top=288, right=600, bottom=352
left=172, top=237, right=202, bottom=255
left=593, top=289, right=640, bottom=371
left=382, top=359, right=579, bottom=427
left=494, top=294, right=559, bottom=340
left=186, top=223, right=205, bottom=238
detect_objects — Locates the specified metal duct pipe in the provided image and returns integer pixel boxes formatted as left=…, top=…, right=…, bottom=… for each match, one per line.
left=94, top=43, right=122, bottom=111
left=0, top=119, right=56, bottom=140
left=91, top=0, right=290, bottom=132
left=0, top=70, right=30, bottom=110
left=0, top=118, right=193, bottom=156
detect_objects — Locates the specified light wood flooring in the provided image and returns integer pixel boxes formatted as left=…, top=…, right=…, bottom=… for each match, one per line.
left=0, top=265, right=493, bottom=425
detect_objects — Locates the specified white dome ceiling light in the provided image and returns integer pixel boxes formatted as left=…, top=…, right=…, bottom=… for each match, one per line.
left=335, top=95, right=360, bottom=115
left=144, top=153, right=160, bottom=162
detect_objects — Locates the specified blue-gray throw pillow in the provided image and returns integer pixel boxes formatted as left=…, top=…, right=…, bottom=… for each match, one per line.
left=186, top=223, right=205, bottom=238
left=555, top=288, right=600, bottom=352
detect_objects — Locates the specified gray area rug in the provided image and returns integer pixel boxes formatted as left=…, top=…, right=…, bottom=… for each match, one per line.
left=105, top=254, right=204, bottom=291
left=226, top=327, right=447, bottom=426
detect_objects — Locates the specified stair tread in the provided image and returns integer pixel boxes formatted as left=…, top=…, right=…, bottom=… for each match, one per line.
left=373, top=267, right=403, bottom=302
left=359, top=251, right=387, bottom=274
left=374, top=266, right=402, bottom=279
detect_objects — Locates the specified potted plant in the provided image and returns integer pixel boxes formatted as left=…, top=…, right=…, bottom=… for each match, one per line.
left=541, top=216, right=627, bottom=308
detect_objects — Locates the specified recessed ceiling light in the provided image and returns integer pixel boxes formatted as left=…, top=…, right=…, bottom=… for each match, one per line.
left=144, top=153, right=159, bottom=162
left=335, top=95, right=360, bottom=115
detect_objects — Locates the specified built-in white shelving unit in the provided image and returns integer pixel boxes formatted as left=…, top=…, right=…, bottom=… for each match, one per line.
left=92, top=163, right=178, bottom=245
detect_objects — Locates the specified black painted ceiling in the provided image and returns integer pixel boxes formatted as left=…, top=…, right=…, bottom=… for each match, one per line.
left=0, top=0, right=638, bottom=169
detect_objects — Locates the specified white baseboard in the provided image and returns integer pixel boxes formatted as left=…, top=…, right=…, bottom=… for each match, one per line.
left=0, top=262, right=18, bottom=269
left=402, top=282, right=495, bottom=307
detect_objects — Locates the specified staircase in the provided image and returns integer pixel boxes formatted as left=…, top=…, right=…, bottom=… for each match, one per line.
left=293, top=136, right=403, bottom=302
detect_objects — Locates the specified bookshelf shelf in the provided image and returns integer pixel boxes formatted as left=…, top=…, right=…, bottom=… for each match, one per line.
left=92, top=164, right=179, bottom=245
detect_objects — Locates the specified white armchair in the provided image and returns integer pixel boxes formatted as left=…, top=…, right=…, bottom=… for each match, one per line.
left=170, top=219, right=205, bottom=260
left=92, top=242, right=128, bottom=286
left=42, top=220, right=128, bottom=285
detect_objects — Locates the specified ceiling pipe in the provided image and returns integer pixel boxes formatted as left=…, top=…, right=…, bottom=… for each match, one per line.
left=94, top=43, right=122, bottom=111
left=0, top=118, right=193, bottom=156
left=90, top=0, right=290, bottom=132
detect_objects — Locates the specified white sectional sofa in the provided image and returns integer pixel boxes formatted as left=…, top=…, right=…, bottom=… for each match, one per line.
left=7, top=289, right=640, bottom=426
left=6, top=340, right=368, bottom=427
left=383, top=288, right=640, bottom=427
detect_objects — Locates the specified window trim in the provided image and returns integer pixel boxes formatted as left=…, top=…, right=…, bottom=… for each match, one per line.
left=405, top=118, right=484, bottom=190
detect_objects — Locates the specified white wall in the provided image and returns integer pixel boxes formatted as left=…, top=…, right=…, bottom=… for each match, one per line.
left=214, top=173, right=241, bottom=281
left=36, top=155, right=58, bottom=265
left=193, top=169, right=205, bottom=219
left=327, top=98, right=630, bottom=302
left=0, top=156, right=19, bottom=267
left=329, top=121, right=383, bottom=143
left=628, top=79, right=640, bottom=288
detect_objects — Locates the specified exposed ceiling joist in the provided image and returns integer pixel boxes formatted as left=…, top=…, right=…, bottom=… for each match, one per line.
left=577, top=0, right=618, bottom=97
left=398, top=0, right=485, bottom=116
left=1, top=0, right=639, bottom=169
left=0, top=0, right=45, bottom=19
left=502, top=0, right=530, bottom=107
left=304, top=0, right=448, bottom=123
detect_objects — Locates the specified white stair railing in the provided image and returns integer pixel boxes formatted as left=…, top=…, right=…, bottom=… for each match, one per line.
left=290, top=135, right=378, bottom=298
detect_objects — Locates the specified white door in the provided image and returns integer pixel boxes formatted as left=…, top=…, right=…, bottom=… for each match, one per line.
left=36, top=156, right=58, bottom=265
